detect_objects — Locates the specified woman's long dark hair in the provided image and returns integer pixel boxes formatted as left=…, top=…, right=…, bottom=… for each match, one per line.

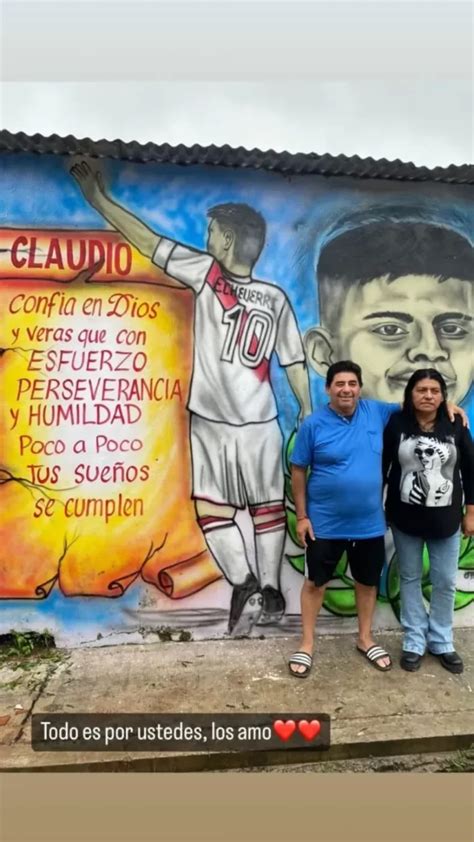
left=402, top=368, right=450, bottom=433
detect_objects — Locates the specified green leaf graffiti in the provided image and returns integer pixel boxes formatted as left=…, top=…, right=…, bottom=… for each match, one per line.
left=454, top=591, right=474, bottom=611
left=334, top=552, right=349, bottom=578
left=286, top=553, right=305, bottom=575
left=458, top=536, right=474, bottom=570
left=284, top=474, right=293, bottom=504
left=323, top=587, right=357, bottom=617
left=286, top=508, right=300, bottom=548
left=285, top=430, right=297, bottom=476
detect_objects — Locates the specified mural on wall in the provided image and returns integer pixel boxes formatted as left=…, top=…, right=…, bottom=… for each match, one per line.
left=0, top=150, right=472, bottom=644
left=283, top=217, right=474, bottom=619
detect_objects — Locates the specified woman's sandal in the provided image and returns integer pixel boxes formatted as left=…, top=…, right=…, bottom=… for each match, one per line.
left=288, top=651, right=313, bottom=678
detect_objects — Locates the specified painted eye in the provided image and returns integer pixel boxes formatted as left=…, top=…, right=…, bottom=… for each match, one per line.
left=437, top=322, right=469, bottom=338
left=371, top=324, right=408, bottom=338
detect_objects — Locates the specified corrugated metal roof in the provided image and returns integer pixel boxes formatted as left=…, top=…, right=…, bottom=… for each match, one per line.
left=0, top=129, right=472, bottom=184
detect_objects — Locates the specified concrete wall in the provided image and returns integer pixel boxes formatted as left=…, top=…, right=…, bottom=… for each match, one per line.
left=0, top=152, right=472, bottom=646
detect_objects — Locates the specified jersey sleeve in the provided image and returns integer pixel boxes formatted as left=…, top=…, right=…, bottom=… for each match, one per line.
left=274, top=297, right=305, bottom=366
left=152, top=239, right=214, bottom=293
left=290, top=418, right=313, bottom=468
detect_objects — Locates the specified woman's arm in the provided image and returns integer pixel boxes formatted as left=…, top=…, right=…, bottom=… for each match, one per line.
left=458, top=423, right=474, bottom=537
left=382, top=414, right=398, bottom=486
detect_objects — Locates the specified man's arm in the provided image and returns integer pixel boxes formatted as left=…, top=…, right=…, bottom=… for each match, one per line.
left=285, top=362, right=312, bottom=423
left=446, top=402, right=469, bottom=427
left=291, top=465, right=314, bottom=547
left=462, top=505, right=474, bottom=537
left=70, top=161, right=161, bottom=259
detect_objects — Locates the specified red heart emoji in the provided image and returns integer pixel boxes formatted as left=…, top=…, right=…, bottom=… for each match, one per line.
left=273, top=719, right=296, bottom=741
left=298, top=719, right=321, bottom=741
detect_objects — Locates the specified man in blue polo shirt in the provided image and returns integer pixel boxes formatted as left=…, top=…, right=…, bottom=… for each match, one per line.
left=289, top=360, right=398, bottom=676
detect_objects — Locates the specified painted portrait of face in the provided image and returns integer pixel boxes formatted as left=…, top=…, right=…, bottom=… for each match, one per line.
left=305, top=221, right=473, bottom=404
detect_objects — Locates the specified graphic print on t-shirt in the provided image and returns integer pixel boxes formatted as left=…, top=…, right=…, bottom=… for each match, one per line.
left=398, top=433, right=456, bottom=507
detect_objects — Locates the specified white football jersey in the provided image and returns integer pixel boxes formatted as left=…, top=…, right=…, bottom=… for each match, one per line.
left=153, top=239, right=305, bottom=424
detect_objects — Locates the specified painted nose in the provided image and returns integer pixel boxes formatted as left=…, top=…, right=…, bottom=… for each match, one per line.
left=406, top=324, right=449, bottom=364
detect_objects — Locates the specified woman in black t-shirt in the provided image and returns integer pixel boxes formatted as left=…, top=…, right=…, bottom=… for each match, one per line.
left=383, top=369, right=474, bottom=674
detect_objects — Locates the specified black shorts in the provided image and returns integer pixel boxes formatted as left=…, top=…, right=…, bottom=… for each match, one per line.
left=305, top=536, right=385, bottom=587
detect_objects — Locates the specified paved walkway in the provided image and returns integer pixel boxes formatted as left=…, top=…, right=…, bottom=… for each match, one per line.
left=0, top=628, right=472, bottom=770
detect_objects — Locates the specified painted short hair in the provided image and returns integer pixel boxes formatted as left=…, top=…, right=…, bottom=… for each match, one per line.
left=317, top=221, right=473, bottom=333
left=207, top=203, right=266, bottom=266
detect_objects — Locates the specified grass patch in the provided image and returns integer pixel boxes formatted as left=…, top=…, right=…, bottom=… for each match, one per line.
left=0, top=630, right=56, bottom=658
left=0, top=630, right=67, bottom=669
left=0, top=631, right=68, bottom=690
left=441, top=745, right=474, bottom=773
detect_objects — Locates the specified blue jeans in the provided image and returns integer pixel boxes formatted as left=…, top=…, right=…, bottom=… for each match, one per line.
left=391, top=526, right=461, bottom=656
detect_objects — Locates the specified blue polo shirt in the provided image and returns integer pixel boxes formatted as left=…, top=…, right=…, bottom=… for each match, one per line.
left=291, top=400, right=398, bottom=539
